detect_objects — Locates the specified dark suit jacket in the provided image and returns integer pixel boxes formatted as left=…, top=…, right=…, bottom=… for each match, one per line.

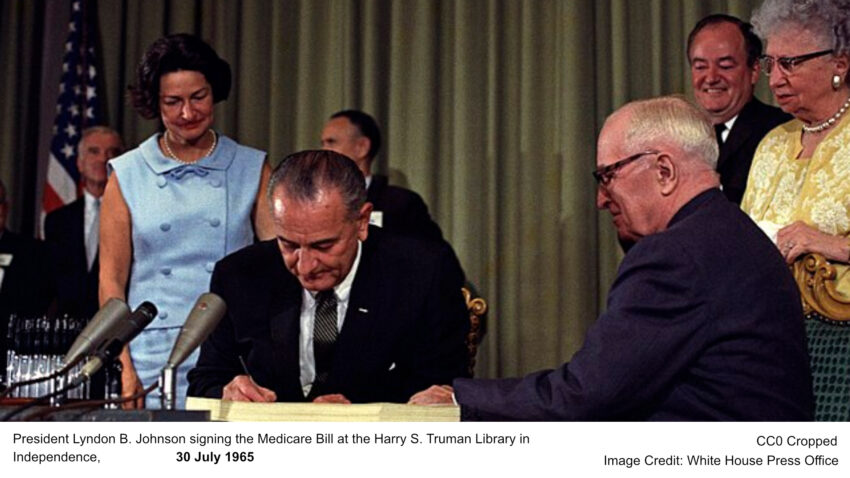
left=187, top=227, right=470, bottom=403
left=454, top=189, right=814, bottom=421
left=368, top=174, right=444, bottom=242
left=44, top=197, right=100, bottom=319
left=717, top=98, right=791, bottom=205
left=0, top=230, right=52, bottom=372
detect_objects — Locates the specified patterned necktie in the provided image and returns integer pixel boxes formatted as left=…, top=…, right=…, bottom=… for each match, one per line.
left=86, top=198, right=100, bottom=271
left=310, top=289, right=338, bottom=397
left=714, top=123, right=726, bottom=144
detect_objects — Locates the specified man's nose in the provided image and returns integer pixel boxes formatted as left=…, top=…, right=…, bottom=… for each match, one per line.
left=296, top=249, right=316, bottom=275
left=596, top=186, right=610, bottom=210
left=705, top=64, right=721, bottom=82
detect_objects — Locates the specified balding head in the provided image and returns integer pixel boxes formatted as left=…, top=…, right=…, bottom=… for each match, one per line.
left=595, top=96, right=721, bottom=242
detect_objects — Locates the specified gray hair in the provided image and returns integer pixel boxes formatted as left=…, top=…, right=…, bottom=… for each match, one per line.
left=617, top=95, right=719, bottom=169
left=268, top=150, right=367, bottom=219
left=752, top=0, right=850, bottom=56
left=77, top=126, right=124, bottom=156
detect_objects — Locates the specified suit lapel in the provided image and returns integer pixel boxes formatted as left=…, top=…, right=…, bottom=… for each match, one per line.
left=718, top=100, right=759, bottom=170
left=69, top=198, right=88, bottom=271
left=265, top=247, right=306, bottom=398
left=327, top=238, right=384, bottom=389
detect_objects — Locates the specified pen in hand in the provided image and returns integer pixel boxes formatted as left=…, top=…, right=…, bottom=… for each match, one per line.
left=238, top=355, right=252, bottom=380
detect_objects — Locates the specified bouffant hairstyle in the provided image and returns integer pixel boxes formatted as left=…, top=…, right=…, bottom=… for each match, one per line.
left=128, top=33, right=231, bottom=119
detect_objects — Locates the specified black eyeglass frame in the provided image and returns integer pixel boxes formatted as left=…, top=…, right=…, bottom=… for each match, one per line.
left=592, top=150, right=659, bottom=185
left=759, top=49, right=834, bottom=75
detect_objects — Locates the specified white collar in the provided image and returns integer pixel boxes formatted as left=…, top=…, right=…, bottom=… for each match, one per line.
left=306, top=240, right=363, bottom=303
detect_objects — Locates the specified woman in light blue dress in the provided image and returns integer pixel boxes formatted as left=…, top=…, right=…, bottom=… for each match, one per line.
left=100, top=34, right=273, bottom=409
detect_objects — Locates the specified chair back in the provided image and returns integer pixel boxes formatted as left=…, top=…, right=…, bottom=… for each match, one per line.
left=793, top=254, right=850, bottom=421
left=462, top=287, right=488, bottom=377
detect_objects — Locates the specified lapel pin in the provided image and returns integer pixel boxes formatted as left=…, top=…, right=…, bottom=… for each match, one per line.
left=358, top=308, right=369, bottom=314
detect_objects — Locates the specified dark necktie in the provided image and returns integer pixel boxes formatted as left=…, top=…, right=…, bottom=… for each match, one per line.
left=310, top=290, right=338, bottom=398
left=714, top=123, right=726, bottom=144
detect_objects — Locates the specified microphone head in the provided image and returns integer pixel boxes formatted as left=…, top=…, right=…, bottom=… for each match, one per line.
left=63, top=298, right=131, bottom=366
left=98, top=301, right=158, bottom=362
left=166, top=293, right=226, bottom=368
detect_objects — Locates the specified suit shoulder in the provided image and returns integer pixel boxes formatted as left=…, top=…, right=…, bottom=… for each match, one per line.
left=749, top=98, right=792, bottom=126
left=44, top=199, right=82, bottom=229
left=216, top=240, right=280, bottom=273
left=366, top=227, right=450, bottom=264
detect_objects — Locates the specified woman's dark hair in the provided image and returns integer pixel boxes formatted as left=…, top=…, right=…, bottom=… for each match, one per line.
left=128, top=33, right=231, bottom=119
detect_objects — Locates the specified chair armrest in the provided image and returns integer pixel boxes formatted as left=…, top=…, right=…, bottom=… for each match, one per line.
left=793, top=253, right=850, bottom=321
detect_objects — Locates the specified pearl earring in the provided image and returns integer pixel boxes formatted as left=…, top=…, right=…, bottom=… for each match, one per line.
left=833, top=74, right=842, bottom=90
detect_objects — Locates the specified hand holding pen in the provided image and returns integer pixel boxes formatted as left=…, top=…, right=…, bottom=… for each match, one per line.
left=220, top=355, right=277, bottom=402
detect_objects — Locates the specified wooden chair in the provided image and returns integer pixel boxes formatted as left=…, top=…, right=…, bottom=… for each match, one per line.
left=792, top=253, right=850, bottom=421
left=462, top=287, right=488, bottom=377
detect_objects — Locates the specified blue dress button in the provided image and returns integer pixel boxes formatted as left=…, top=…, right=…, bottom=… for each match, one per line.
left=161, top=267, right=171, bottom=276
left=160, top=223, right=171, bottom=232
left=159, top=311, right=169, bottom=320
left=205, top=262, right=215, bottom=273
left=209, top=218, right=221, bottom=227
left=156, top=177, right=168, bottom=188
left=209, top=178, right=222, bottom=188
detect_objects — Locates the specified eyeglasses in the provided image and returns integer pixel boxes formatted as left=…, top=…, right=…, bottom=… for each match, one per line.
left=759, top=49, right=833, bottom=75
left=592, top=151, right=659, bottom=186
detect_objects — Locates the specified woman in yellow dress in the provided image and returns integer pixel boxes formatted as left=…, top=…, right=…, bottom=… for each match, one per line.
left=742, top=0, right=850, bottom=296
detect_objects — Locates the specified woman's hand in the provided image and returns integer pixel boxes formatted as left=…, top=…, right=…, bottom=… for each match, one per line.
left=777, top=221, right=850, bottom=264
left=119, top=347, right=145, bottom=409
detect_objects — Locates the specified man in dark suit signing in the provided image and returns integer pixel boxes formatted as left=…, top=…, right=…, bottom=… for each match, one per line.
left=44, top=126, right=124, bottom=319
left=188, top=150, right=469, bottom=403
left=411, top=96, right=813, bottom=420
left=320, top=110, right=444, bottom=242
left=687, top=14, right=790, bottom=205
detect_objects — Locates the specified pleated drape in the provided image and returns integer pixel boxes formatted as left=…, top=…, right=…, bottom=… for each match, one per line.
left=0, top=0, right=770, bottom=379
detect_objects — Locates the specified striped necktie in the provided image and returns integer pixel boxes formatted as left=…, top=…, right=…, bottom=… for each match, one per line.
left=310, top=289, right=338, bottom=397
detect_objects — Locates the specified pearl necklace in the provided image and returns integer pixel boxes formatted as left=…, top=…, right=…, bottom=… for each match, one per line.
left=163, top=129, right=217, bottom=164
left=802, top=96, right=850, bottom=133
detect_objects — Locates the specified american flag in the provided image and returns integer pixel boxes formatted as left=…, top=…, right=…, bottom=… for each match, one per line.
left=42, top=0, right=102, bottom=218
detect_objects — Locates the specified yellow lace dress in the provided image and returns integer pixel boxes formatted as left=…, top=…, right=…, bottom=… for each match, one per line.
left=741, top=114, right=850, bottom=296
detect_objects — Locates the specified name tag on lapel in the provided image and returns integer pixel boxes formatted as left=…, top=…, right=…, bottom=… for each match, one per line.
left=0, top=253, right=13, bottom=267
left=369, top=211, right=383, bottom=228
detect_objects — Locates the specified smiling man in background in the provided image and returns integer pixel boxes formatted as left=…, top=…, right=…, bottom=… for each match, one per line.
left=687, top=14, right=789, bottom=204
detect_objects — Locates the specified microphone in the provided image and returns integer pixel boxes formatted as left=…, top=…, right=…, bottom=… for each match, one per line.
left=70, top=302, right=158, bottom=387
left=166, top=293, right=226, bottom=368
left=63, top=298, right=131, bottom=367
left=160, top=293, right=226, bottom=409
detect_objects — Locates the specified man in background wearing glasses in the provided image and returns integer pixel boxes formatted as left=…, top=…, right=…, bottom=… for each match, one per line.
left=687, top=14, right=790, bottom=205
left=410, top=96, right=813, bottom=421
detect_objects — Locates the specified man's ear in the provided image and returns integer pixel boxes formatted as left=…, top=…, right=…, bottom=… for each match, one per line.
left=655, top=154, right=678, bottom=196
left=357, top=201, right=373, bottom=241
left=355, top=137, right=371, bottom=162
left=749, top=61, right=760, bottom=85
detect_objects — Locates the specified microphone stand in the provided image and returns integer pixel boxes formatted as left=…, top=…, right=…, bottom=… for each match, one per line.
left=159, top=366, right=176, bottom=410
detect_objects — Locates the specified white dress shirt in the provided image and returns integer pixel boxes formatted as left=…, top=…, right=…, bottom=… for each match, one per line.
left=83, top=191, right=100, bottom=271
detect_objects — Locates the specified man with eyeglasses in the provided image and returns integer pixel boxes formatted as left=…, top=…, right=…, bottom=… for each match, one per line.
left=687, top=14, right=790, bottom=205
left=410, top=96, right=813, bottom=421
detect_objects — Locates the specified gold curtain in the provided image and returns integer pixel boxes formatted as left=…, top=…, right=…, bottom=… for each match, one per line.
left=1, top=0, right=768, bottom=379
